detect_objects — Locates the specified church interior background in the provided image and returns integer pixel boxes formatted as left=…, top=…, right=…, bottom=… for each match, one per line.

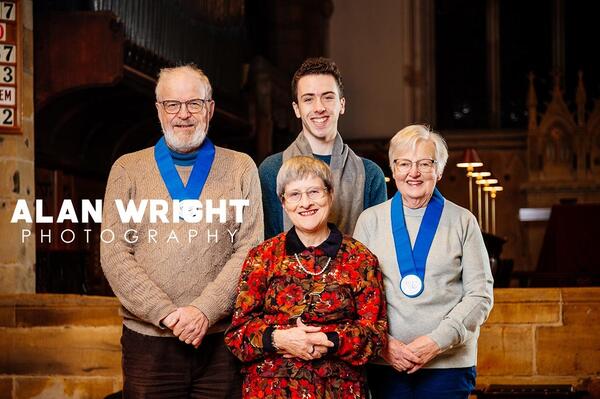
left=0, top=0, right=599, bottom=397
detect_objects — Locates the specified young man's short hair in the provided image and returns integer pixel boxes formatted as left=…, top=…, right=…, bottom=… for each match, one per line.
left=291, top=57, right=344, bottom=101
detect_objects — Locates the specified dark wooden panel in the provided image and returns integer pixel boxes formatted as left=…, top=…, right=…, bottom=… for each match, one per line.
left=35, top=11, right=124, bottom=107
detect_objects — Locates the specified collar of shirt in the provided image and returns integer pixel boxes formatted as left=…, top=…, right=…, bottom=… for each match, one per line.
left=169, top=147, right=199, bottom=166
left=313, top=153, right=332, bottom=164
left=285, top=223, right=342, bottom=258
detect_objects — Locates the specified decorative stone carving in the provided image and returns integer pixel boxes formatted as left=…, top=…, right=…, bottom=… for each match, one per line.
left=525, top=71, right=600, bottom=191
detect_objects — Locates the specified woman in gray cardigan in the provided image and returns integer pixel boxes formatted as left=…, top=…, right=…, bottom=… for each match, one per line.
left=353, top=125, right=494, bottom=399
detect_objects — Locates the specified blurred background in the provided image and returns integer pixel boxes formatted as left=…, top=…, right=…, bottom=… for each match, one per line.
left=0, top=0, right=599, bottom=397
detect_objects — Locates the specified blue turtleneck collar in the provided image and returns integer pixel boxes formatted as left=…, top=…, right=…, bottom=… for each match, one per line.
left=169, top=147, right=198, bottom=166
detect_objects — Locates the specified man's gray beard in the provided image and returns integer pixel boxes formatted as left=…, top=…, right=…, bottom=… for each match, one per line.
left=163, top=127, right=207, bottom=153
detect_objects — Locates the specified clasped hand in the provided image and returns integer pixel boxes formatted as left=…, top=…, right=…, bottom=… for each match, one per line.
left=273, top=318, right=334, bottom=361
left=383, top=335, right=441, bottom=374
left=162, top=306, right=208, bottom=348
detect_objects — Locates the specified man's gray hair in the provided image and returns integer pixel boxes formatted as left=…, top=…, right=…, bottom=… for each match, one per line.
left=276, top=156, right=333, bottom=198
left=155, top=64, right=213, bottom=100
left=388, top=124, right=449, bottom=175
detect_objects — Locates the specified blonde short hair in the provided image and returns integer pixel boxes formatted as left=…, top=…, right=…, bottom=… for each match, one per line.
left=388, top=125, right=449, bottom=174
left=276, top=156, right=333, bottom=198
left=155, top=64, right=213, bottom=100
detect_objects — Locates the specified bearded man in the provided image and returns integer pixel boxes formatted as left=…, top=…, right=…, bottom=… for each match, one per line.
left=100, top=64, right=263, bottom=398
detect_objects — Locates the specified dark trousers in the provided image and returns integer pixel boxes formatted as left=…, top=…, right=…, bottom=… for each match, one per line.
left=367, top=364, right=476, bottom=399
left=121, top=326, right=242, bottom=399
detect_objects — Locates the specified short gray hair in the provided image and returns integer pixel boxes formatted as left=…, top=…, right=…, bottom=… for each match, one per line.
left=276, top=156, right=333, bottom=198
left=155, top=64, right=213, bottom=100
left=388, top=125, right=449, bottom=175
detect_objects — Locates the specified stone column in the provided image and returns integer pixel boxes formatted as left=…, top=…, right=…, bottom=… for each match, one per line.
left=0, top=0, right=35, bottom=293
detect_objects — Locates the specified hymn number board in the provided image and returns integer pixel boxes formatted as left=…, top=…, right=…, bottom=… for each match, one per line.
left=0, top=0, right=19, bottom=133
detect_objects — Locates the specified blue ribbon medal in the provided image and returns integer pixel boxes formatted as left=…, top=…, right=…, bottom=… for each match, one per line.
left=391, top=188, right=445, bottom=297
left=154, top=136, right=215, bottom=220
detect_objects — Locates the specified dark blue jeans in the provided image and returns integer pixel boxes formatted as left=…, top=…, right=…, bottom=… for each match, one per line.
left=368, top=364, right=476, bottom=399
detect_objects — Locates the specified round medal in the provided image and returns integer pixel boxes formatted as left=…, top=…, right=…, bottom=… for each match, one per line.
left=400, top=274, right=423, bottom=297
left=179, top=200, right=201, bottom=221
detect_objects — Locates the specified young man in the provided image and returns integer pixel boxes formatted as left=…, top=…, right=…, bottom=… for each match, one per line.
left=101, top=64, right=263, bottom=398
left=259, top=57, right=387, bottom=238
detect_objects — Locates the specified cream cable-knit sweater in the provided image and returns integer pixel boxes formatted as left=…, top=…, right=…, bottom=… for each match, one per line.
left=100, top=145, right=264, bottom=337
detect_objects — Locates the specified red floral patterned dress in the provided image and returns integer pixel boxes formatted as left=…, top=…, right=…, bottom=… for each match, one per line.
left=225, top=225, right=388, bottom=399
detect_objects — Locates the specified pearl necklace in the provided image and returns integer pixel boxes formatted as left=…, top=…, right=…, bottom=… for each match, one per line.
left=294, top=253, right=332, bottom=276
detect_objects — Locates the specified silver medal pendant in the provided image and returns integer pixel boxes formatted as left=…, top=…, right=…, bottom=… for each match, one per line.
left=400, top=274, right=423, bottom=297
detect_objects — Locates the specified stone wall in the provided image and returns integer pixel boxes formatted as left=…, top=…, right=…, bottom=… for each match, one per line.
left=0, top=0, right=35, bottom=293
left=478, top=288, right=600, bottom=396
left=1, top=288, right=599, bottom=398
left=0, top=294, right=122, bottom=398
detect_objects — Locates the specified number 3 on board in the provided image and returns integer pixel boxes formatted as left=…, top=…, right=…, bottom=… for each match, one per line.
left=0, top=65, right=14, bottom=83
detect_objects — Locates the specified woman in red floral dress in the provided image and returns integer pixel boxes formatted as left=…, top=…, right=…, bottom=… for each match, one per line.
left=225, top=156, right=388, bottom=399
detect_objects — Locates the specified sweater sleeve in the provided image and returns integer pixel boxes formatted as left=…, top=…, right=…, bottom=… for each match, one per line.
left=100, top=161, right=177, bottom=327
left=353, top=209, right=373, bottom=246
left=362, top=158, right=388, bottom=209
left=189, top=160, right=264, bottom=326
left=427, top=212, right=494, bottom=351
left=258, top=153, right=284, bottom=239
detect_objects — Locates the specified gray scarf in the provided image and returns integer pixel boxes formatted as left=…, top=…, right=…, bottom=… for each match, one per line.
left=282, top=132, right=365, bottom=235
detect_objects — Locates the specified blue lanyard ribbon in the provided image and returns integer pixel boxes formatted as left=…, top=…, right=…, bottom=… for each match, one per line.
left=391, top=188, right=445, bottom=296
left=154, top=137, right=215, bottom=200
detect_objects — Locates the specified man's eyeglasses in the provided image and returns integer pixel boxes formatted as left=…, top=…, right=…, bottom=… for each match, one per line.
left=393, top=159, right=437, bottom=174
left=282, top=187, right=329, bottom=203
left=158, top=99, right=212, bottom=114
